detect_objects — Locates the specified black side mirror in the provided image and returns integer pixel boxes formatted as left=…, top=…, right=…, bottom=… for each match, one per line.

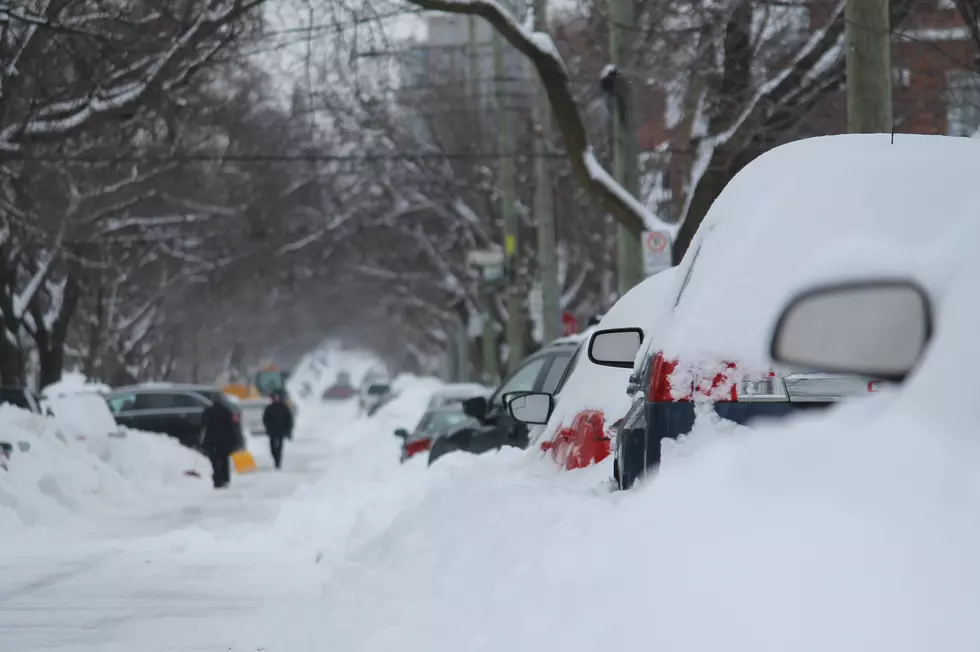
left=462, top=395, right=488, bottom=421
left=394, top=428, right=409, bottom=438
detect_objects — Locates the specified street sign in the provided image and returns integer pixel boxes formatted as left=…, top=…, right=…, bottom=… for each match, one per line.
left=642, top=230, right=672, bottom=276
left=467, top=247, right=505, bottom=283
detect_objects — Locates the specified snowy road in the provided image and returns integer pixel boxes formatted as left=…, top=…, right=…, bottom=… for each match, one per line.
left=1, top=435, right=330, bottom=652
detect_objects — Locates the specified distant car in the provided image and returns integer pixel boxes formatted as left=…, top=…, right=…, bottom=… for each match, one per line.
left=322, top=372, right=357, bottom=400
left=395, top=400, right=481, bottom=462
left=104, top=383, right=244, bottom=450
left=359, top=381, right=393, bottom=416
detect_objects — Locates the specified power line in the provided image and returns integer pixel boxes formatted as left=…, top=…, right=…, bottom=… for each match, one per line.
left=5, top=151, right=571, bottom=163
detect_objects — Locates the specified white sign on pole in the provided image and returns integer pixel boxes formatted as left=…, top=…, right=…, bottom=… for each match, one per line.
left=642, top=230, right=672, bottom=276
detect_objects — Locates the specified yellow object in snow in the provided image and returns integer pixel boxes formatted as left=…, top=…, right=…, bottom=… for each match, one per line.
left=223, top=384, right=261, bottom=400
left=231, top=449, right=257, bottom=474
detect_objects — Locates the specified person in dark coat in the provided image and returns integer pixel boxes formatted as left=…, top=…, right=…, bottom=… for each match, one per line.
left=262, top=392, right=293, bottom=470
left=201, top=399, right=239, bottom=488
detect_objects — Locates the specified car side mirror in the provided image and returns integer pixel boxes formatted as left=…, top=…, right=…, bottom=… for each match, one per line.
left=770, top=279, right=933, bottom=382
left=462, top=395, right=488, bottom=421
left=394, top=428, right=409, bottom=438
left=507, top=392, right=554, bottom=425
left=588, top=327, right=645, bottom=368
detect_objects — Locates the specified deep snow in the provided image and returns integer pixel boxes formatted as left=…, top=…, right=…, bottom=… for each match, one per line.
left=7, top=261, right=980, bottom=652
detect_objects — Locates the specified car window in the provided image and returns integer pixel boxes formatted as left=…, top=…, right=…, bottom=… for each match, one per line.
left=106, top=393, right=137, bottom=414
left=133, top=392, right=178, bottom=410
left=553, top=344, right=586, bottom=394
left=490, top=356, right=550, bottom=408
left=541, top=351, right=575, bottom=394
left=173, top=393, right=208, bottom=409
left=367, top=384, right=390, bottom=395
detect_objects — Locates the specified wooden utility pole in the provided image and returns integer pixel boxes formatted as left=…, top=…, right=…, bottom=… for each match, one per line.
left=493, top=25, right=525, bottom=371
left=609, top=0, right=643, bottom=295
left=469, top=18, right=499, bottom=384
left=533, top=0, right=560, bottom=342
left=846, top=0, right=893, bottom=132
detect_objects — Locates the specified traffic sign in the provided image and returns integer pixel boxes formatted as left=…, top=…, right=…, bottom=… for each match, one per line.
left=642, top=230, right=672, bottom=276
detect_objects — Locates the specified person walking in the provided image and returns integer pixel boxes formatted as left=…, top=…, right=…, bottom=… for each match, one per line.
left=262, top=392, right=294, bottom=470
left=201, top=398, right=239, bottom=488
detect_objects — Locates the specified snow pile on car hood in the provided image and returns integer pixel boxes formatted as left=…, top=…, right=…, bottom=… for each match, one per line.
left=0, top=403, right=208, bottom=530
left=659, top=133, right=980, bottom=374
left=537, top=267, right=678, bottom=448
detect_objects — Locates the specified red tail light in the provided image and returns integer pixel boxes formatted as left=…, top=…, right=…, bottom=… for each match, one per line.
left=647, top=352, right=678, bottom=402
left=405, top=437, right=431, bottom=457
left=648, top=352, right=777, bottom=403
left=232, top=413, right=240, bottom=424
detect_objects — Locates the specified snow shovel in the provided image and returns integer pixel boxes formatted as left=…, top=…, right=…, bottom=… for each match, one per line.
left=231, top=448, right=257, bottom=474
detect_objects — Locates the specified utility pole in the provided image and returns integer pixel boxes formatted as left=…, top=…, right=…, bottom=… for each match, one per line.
left=846, top=0, right=893, bottom=132
left=608, top=0, right=643, bottom=295
left=468, top=18, right=495, bottom=384
left=533, top=0, right=560, bottom=342
left=493, top=24, right=525, bottom=371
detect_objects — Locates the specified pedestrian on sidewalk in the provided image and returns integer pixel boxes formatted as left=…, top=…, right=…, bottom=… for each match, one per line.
left=262, top=392, right=294, bottom=470
left=201, top=398, right=238, bottom=488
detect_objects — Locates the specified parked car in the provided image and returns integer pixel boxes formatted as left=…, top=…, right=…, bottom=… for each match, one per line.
left=502, top=268, right=679, bottom=478
left=428, top=336, right=583, bottom=465
left=0, top=386, right=45, bottom=415
left=519, top=134, right=979, bottom=489
left=395, top=400, right=481, bottom=462
left=42, top=387, right=126, bottom=439
left=104, top=383, right=245, bottom=450
left=323, top=371, right=357, bottom=400
left=359, top=380, right=393, bottom=416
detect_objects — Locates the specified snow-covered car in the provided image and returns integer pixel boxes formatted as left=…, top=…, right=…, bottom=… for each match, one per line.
left=578, top=134, right=980, bottom=488
left=395, top=400, right=481, bottom=462
left=505, top=267, right=679, bottom=475
left=41, top=388, right=126, bottom=439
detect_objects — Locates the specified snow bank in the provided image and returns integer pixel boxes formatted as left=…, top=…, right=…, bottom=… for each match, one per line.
left=0, top=401, right=208, bottom=530
left=659, top=133, right=980, bottom=373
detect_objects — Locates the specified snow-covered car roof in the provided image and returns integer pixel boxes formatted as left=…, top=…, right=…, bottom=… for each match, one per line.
left=535, top=267, right=679, bottom=445
left=653, top=133, right=980, bottom=374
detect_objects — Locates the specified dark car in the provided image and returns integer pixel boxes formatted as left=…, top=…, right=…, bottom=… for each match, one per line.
left=104, top=384, right=244, bottom=450
left=427, top=337, right=582, bottom=465
left=395, top=401, right=480, bottom=462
